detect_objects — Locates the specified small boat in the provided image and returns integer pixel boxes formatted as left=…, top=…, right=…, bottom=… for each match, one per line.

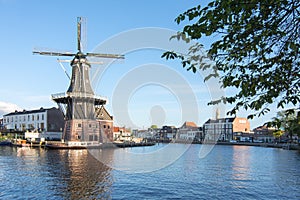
left=12, top=139, right=28, bottom=147
left=0, top=140, right=12, bottom=146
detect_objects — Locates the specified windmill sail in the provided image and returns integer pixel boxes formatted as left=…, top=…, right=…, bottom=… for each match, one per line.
left=33, top=17, right=124, bottom=146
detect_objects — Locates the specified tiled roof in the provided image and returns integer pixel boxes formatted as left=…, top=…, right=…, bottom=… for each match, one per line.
left=183, top=121, right=197, bottom=127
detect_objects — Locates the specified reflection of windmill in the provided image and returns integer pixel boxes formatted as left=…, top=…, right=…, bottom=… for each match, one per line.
left=33, top=17, right=124, bottom=146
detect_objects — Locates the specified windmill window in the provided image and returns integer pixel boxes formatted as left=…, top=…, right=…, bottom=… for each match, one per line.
left=89, top=124, right=92, bottom=128
left=78, top=123, right=82, bottom=128
left=108, top=125, right=110, bottom=129
left=103, top=125, right=106, bottom=128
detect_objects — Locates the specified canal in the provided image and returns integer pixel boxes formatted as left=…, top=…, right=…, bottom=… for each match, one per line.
left=0, top=143, right=299, bottom=199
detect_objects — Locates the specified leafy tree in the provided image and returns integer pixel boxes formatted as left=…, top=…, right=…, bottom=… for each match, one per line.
left=273, top=129, right=284, bottom=140
left=162, top=0, right=300, bottom=118
left=150, top=125, right=158, bottom=129
left=270, top=110, right=300, bottom=138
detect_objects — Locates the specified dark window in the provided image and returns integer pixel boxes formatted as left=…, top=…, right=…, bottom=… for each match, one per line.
left=89, top=135, right=93, bottom=141
left=78, top=123, right=82, bottom=128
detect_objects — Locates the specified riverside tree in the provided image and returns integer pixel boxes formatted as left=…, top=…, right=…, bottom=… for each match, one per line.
left=162, top=0, right=300, bottom=119
left=271, top=110, right=300, bottom=138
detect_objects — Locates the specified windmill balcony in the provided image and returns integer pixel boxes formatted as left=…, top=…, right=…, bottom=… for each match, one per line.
left=51, top=92, right=108, bottom=105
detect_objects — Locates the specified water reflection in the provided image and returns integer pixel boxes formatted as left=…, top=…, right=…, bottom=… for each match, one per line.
left=89, top=143, right=192, bottom=173
left=231, top=146, right=251, bottom=188
left=46, top=149, right=113, bottom=199
left=1, top=145, right=300, bottom=199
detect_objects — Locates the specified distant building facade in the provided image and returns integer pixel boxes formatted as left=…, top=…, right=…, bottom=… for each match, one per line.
left=203, top=117, right=250, bottom=142
left=177, top=121, right=203, bottom=142
left=132, top=129, right=156, bottom=139
left=0, top=118, right=3, bottom=131
left=113, top=126, right=131, bottom=141
left=158, top=125, right=178, bottom=140
left=3, top=107, right=64, bottom=140
left=253, top=124, right=276, bottom=143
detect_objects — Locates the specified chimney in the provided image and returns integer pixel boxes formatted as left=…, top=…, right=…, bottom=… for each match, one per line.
left=216, top=108, right=220, bottom=120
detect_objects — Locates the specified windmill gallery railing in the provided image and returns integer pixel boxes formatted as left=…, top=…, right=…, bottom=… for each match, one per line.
left=51, top=92, right=108, bottom=101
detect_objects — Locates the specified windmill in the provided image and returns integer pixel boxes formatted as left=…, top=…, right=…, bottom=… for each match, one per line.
left=33, top=17, right=124, bottom=147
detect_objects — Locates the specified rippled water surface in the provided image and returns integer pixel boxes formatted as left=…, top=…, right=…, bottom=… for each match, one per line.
left=0, top=144, right=299, bottom=199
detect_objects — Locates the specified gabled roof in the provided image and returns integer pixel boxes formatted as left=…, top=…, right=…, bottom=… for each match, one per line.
left=95, top=106, right=113, bottom=120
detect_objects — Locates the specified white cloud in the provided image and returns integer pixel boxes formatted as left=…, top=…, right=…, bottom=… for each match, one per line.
left=0, top=101, right=22, bottom=117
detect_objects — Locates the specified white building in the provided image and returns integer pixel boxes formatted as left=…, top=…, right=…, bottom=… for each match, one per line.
left=3, top=107, right=64, bottom=140
left=177, top=122, right=203, bottom=142
left=203, top=117, right=250, bottom=142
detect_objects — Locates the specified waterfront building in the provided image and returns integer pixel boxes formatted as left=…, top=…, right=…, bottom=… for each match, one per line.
left=132, top=129, right=155, bottom=139
left=0, top=118, right=3, bottom=131
left=203, top=117, right=250, bottom=142
left=3, top=107, right=64, bottom=140
left=113, top=126, right=132, bottom=141
left=158, top=125, right=178, bottom=140
left=177, top=121, right=203, bottom=142
left=253, top=124, right=276, bottom=143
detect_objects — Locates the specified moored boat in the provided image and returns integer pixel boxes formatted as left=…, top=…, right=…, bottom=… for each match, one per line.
left=0, top=140, right=12, bottom=146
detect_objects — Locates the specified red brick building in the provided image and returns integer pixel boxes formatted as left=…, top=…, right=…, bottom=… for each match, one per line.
left=95, top=106, right=114, bottom=142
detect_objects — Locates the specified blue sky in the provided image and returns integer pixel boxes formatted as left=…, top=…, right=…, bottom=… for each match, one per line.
left=0, top=0, right=276, bottom=129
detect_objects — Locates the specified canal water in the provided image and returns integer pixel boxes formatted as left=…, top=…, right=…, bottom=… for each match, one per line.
left=0, top=144, right=300, bottom=199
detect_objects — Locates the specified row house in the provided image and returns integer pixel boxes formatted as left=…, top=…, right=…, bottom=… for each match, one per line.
left=3, top=107, right=64, bottom=140
left=113, top=126, right=132, bottom=141
left=253, top=124, right=276, bottom=143
left=203, top=117, right=250, bottom=142
left=177, top=121, right=203, bottom=142
left=132, top=129, right=157, bottom=139
left=158, top=125, right=178, bottom=140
